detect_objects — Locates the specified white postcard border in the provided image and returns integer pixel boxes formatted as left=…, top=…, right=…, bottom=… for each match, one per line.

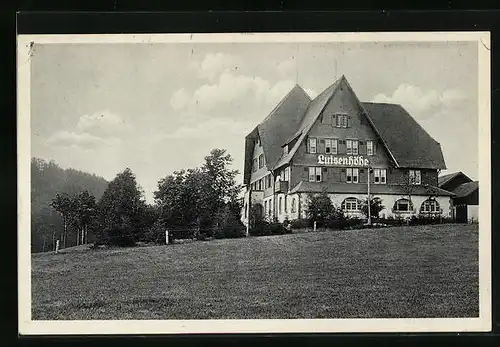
left=17, top=31, right=491, bottom=335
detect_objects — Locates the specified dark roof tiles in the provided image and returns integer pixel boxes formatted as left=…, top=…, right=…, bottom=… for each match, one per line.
left=452, top=181, right=478, bottom=198
left=362, top=102, right=447, bottom=169
left=244, top=75, right=448, bottom=184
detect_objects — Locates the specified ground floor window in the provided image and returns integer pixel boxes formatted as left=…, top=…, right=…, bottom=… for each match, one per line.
left=393, top=198, right=413, bottom=212
left=420, top=198, right=440, bottom=213
left=279, top=196, right=283, bottom=214
left=341, top=197, right=360, bottom=211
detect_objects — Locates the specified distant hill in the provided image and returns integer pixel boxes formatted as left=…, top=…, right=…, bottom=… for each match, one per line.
left=31, top=158, right=109, bottom=253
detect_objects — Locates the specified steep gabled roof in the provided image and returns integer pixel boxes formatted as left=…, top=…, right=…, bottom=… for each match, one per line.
left=362, top=102, right=447, bottom=169
left=438, top=171, right=472, bottom=188
left=452, top=181, right=478, bottom=198
left=243, top=85, right=311, bottom=184
left=244, top=75, right=448, bottom=185
left=274, top=76, right=344, bottom=168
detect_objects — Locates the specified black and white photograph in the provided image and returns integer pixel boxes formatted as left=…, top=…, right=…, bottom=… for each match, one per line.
left=17, top=32, right=491, bottom=334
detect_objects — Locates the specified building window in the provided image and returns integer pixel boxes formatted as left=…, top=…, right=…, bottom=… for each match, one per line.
left=291, top=198, right=296, bottom=213
left=268, top=200, right=272, bottom=216
left=367, top=140, right=374, bottom=156
left=346, top=139, right=352, bottom=155
left=264, top=200, right=268, bottom=216
left=309, top=167, right=322, bottom=182
left=373, top=168, right=387, bottom=184
left=267, top=174, right=272, bottom=188
left=252, top=159, right=257, bottom=172
left=284, top=196, right=288, bottom=213
left=335, top=114, right=348, bottom=128
left=421, top=198, right=440, bottom=213
left=258, top=178, right=262, bottom=190
left=308, top=137, right=317, bottom=154
left=346, top=168, right=359, bottom=183
left=409, top=170, right=421, bottom=185
left=393, top=199, right=413, bottom=212
left=279, top=197, right=283, bottom=214
left=346, top=139, right=359, bottom=155
left=341, top=197, right=360, bottom=212
left=325, top=138, right=338, bottom=154
left=244, top=203, right=247, bottom=218
left=352, top=140, right=358, bottom=155
left=258, top=154, right=264, bottom=169
left=284, top=167, right=290, bottom=181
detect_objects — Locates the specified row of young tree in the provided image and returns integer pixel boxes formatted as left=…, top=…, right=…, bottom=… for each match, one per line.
left=43, top=148, right=245, bottom=251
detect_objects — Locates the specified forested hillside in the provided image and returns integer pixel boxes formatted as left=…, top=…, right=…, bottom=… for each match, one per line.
left=31, top=158, right=109, bottom=253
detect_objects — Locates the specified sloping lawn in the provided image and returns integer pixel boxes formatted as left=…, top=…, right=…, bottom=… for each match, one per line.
left=31, top=224, right=479, bottom=320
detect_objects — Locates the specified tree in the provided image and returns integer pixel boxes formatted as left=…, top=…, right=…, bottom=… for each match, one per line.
left=73, top=190, right=97, bottom=245
left=50, top=193, right=75, bottom=248
left=200, top=149, right=241, bottom=222
left=154, top=148, right=242, bottom=239
left=97, top=168, right=146, bottom=246
left=306, top=191, right=334, bottom=227
left=360, top=197, right=385, bottom=219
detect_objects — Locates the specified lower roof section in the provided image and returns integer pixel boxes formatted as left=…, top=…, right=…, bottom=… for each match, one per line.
left=289, top=181, right=455, bottom=197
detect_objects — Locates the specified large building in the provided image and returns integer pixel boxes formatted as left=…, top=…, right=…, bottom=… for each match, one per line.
left=241, top=75, right=455, bottom=225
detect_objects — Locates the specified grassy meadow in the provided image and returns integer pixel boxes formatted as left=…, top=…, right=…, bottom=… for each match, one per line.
left=31, top=224, right=479, bottom=320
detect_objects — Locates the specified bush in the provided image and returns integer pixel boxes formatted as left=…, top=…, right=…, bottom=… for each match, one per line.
left=214, top=206, right=247, bottom=239
left=103, top=227, right=136, bottom=247
left=249, top=220, right=271, bottom=236
left=269, top=221, right=287, bottom=235
left=289, top=218, right=311, bottom=229
left=143, top=219, right=168, bottom=244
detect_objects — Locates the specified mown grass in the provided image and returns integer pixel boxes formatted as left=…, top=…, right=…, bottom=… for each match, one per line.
left=31, top=224, right=479, bottom=320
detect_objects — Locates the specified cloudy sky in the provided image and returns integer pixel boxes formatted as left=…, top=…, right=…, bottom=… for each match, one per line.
left=30, top=40, right=478, bottom=202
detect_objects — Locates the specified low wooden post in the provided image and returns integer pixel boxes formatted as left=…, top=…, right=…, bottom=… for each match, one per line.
left=165, top=229, right=170, bottom=245
left=313, top=221, right=317, bottom=232
left=55, top=239, right=60, bottom=254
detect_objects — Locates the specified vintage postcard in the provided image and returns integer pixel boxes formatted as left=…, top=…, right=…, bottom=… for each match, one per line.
left=17, top=32, right=491, bottom=334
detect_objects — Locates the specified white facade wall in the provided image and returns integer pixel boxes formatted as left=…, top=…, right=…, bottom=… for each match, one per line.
left=244, top=189, right=453, bottom=224
left=276, top=192, right=452, bottom=222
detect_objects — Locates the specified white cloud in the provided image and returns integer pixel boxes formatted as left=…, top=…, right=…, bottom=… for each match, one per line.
left=276, top=57, right=297, bottom=76
left=46, top=130, right=120, bottom=150
left=76, top=110, right=131, bottom=138
left=170, top=88, right=190, bottom=110
left=170, top=71, right=296, bottom=120
left=163, top=118, right=255, bottom=140
left=47, top=110, right=128, bottom=150
left=372, top=83, right=468, bottom=120
left=196, top=52, right=236, bottom=81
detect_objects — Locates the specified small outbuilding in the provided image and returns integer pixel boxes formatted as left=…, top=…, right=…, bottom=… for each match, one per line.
left=438, top=172, right=479, bottom=223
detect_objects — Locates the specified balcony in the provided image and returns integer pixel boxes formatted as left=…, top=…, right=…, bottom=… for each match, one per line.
left=274, top=180, right=289, bottom=193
